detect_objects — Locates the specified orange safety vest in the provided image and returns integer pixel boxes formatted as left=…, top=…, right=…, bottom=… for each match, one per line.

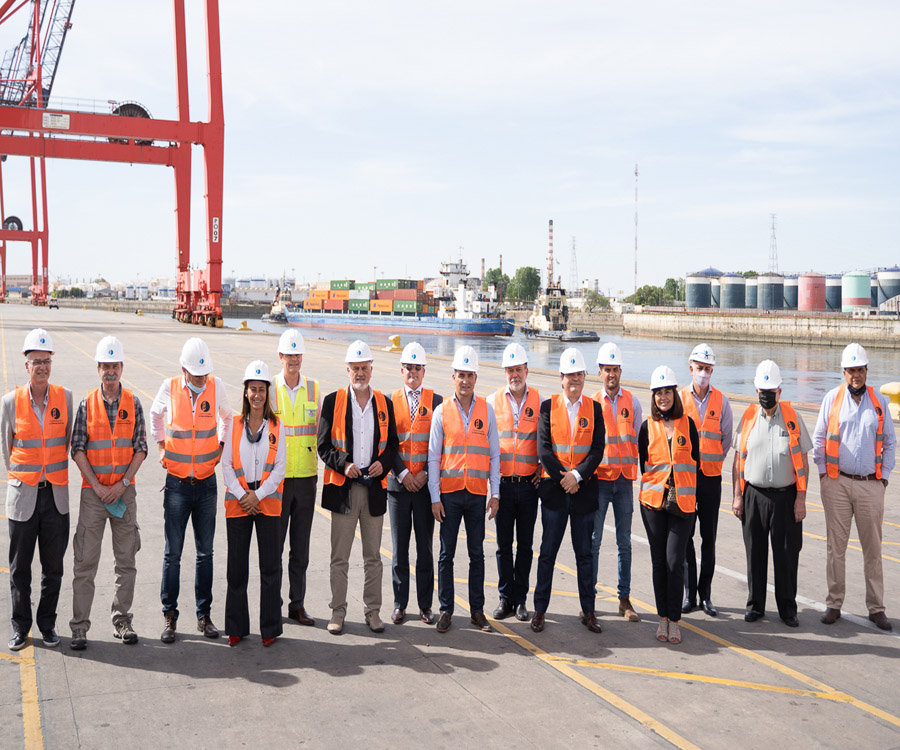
left=542, top=394, right=594, bottom=476
left=680, top=386, right=725, bottom=476
left=593, top=388, right=638, bottom=481
left=163, top=376, right=219, bottom=480
left=494, top=386, right=540, bottom=477
left=736, top=401, right=807, bottom=492
left=639, top=416, right=696, bottom=513
left=83, top=387, right=135, bottom=488
left=440, top=397, right=491, bottom=495
left=323, top=388, right=390, bottom=489
left=224, top=416, right=284, bottom=518
left=9, top=384, right=68, bottom=486
left=392, top=388, right=434, bottom=475
left=824, top=386, right=884, bottom=479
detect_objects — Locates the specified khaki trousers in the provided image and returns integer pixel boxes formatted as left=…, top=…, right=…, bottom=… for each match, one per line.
left=821, top=473, right=885, bottom=614
left=69, top=485, right=140, bottom=632
left=329, top=483, right=383, bottom=617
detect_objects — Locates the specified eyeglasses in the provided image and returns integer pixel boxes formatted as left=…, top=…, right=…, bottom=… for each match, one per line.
left=27, top=358, right=52, bottom=367
left=404, top=364, right=425, bottom=372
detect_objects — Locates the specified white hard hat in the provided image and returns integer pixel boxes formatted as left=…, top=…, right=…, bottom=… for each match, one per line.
left=401, top=342, right=427, bottom=366
left=179, top=337, right=213, bottom=376
left=560, top=348, right=587, bottom=374
left=754, top=360, right=782, bottom=389
left=840, top=342, right=868, bottom=369
left=278, top=329, right=306, bottom=355
left=23, top=328, right=54, bottom=354
left=689, top=343, right=716, bottom=366
left=345, top=339, right=373, bottom=363
left=502, top=343, right=528, bottom=368
left=650, top=365, right=678, bottom=390
left=95, top=335, right=125, bottom=363
left=452, top=346, right=479, bottom=373
left=243, top=359, right=272, bottom=384
left=596, top=342, right=623, bottom=367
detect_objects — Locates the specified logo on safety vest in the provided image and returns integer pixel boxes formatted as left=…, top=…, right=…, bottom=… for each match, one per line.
left=579, top=417, right=588, bottom=428
left=269, top=433, right=276, bottom=445
left=677, top=435, right=686, bottom=446
left=50, top=407, right=61, bottom=420
left=474, top=418, right=484, bottom=430
left=200, top=400, right=210, bottom=413
left=525, top=407, right=534, bottom=418
left=787, top=420, right=796, bottom=430
left=621, top=407, right=629, bottom=418
left=876, top=406, right=883, bottom=416
left=418, top=406, right=428, bottom=417
left=118, top=409, right=129, bottom=420
left=378, top=410, right=386, bottom=422
left=709, top=409, right=716, bottom=417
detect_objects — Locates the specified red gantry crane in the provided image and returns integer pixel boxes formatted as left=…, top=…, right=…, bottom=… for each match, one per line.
left=0, top=0, right=225, bottom=325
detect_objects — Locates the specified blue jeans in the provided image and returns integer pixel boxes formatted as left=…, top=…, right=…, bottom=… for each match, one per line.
left=591, top=476, right=634, bottom=598
left=533, top=497, right=595, bottom=616
left=388, top=487, right=435, bottom=611
left=438, top=490, right=486, bottom=615
left=495, top=480, right=538, bottom=606
left=161, top=473, right=217, bottom=619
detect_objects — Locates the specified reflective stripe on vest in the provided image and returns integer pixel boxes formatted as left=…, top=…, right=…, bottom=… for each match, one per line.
left=83, top=387, right=135, bottom=488
left=736, top=401, right=807, bottom=493
left=393, top=388, right=434, bottom=475
left=440, top=397, right=491, bottom=495
left=9, top=384, right=68, bottom=486
left=494, top=386, right=540, bottom=477
left=825, top=386, right=884, bottom=480
left=323, top=388, right=390, bottom=490
left=275, top=374, right=318, bottom=478
left=680, top=386, right=725, bottom=476
left=542, top=394, right=594, bottom=477
left=593, top=388, right=638, bottom=481
left=224, top=415, right=284, bottom=517
left=639, top=416, right=696, bottom=512
left=163, top=376, right=219, bottom=480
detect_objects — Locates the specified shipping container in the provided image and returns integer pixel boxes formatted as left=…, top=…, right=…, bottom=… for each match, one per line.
left=348, top=299, right=371, bottom=311
left=376, top=290, right=396, bottom=301
left=302, top=299, right=323, bottom=310
left=393, top=300, right=423, bottom=313
left=348, top=289, right=374, bottom=300
left=370, top=300, right=394, bottom=312
left=355, top=281, right=377, bottom=291
left=310, top=289, right=330, bottom=300
left=329, top=290, right=350, bottom=300
left=329, top=280, right=355, bottom=291
left=322, top=299, right=348, bottom=311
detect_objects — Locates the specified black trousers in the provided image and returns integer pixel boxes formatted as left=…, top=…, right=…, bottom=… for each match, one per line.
left=742, top=483, right=802, bottom=619
left=387, top=486, right=435, bottom=611
left=495, top=480, right=539, bottom=606
left=226, top=514, right=283, bottom=639
left=641, top=504, right=694, bottom=621
left=9, top=485, right=69, bottom=633
left=684, top=472, right=721, bottom=603
left=279, top=476, right=317, bottom=613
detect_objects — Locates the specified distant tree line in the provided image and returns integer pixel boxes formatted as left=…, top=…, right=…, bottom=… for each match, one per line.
left=484, top=266, right=541, bottom=301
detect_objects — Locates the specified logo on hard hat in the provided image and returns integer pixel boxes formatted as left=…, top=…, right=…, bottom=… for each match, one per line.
left=356, top=349, right=362, bottom=356
left=610, top=353, right=616, bottom=359
left=200, top=400, right=210, bottom=413
left=570, top=358, right=575, bottom=365
left=412, top=353, right=417, bottom=359
left=255, top=368, right=261, bottom=375
left=199, top=358, right=205, bottom=365
left=677, top=436, right=686, bottom=446
left=40, top=338, right=46, bottom=344
left=510, top=353, right=515, bottom=360
left=464, top=357, right=470, bottom=364
left=108, top=349, right=114, bottom=356
left=764, top=375, right=769, bottom=381
left=118, top=409, right=129, bottom=420
left=291, top=342, right=297, bottom=349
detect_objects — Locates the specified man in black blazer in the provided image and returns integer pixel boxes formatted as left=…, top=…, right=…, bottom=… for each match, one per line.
left=532, top=348, right=605, bottom=634
left=317, top=340, right=398, bottom=635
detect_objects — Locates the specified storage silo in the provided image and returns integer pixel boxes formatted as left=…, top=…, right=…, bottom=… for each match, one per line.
left=720, top=273, right=745, bottom=309
left=685, top=274, right=712, bottom=308
left=757, top=273, right=784, bottom=310
left=876, top=266, right=900, bottom=306
left=841, top=271, right=870, bottom=311
left=825, top=275, right=842, bottom=312
left=798, top=272, right=826, bottom=312
left=745, top=277, right=758, bottom=308
left=710, top=278, right=721, bottom=308
left=783, top=275, right=798, bottom=310
left=871, top=275, right=879, bottom=307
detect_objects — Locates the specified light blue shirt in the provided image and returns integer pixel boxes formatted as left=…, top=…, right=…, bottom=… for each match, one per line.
left=687, top=384, right=733, bottom=455
left=813, top=385, right=896, bottom=476
left=600, top=387, right=643, bottom=435
left=427, top=395, right=501, bottom=504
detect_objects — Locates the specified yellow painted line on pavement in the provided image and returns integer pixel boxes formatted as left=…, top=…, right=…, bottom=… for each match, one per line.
left=803, top=531, right=900, bottom=564
left=1, top=566, right=9, bottom=573
left=18, top=638, right=43, bottom=750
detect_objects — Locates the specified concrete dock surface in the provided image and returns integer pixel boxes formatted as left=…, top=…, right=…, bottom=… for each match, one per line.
left=1, top=304, right=898, bottom=750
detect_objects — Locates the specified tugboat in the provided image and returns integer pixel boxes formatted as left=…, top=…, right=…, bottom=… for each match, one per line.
left=262, top=285, right=293, bottom=324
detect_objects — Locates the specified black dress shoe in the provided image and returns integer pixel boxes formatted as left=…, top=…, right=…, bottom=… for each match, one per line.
left=531, top=612, right=545, bottom=632
left=419, top=609, right=435, bottom=625
left=8, top=631, right=27, bottom=651
left=744, top=610, right=763, bottom=622
left=580, top=611, right=602, bottom=633
left=682, top=598, right=697, bottom=614
left=470, top=612, right=493, bottom=632
left=701, top=600, right=718, bottom=617
left=41, top=629, right=60, bottom=647
left=391, top=608, right=406, bottom=625
left=515, top=604, right=531, bottom=622
left=782, top=615, right=800, bottom=628
left=492, top=599, right=514, bottom=620
left=436, top=612, right=452, bottom=632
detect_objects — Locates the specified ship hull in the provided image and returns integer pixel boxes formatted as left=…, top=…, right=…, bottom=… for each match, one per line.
left=285, top=311, right=514, bottom=336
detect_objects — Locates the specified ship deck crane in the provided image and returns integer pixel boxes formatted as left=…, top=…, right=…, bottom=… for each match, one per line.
left=0, top=0, right=225, bottom=325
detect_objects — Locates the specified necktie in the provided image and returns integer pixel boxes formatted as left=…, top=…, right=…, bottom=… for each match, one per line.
left=410, top=389, right=420, bottom=421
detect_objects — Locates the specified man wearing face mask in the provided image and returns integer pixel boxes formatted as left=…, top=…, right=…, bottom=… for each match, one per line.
left=680, top=344, right=732, bottom=617
left=813, top=343, right=896, bottom=631
left=732, top=360, right=811, bottom=627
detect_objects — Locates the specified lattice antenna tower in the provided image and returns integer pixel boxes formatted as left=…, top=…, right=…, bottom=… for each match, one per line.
left=546, top=219, right=555, bottom=288
left=634, top=164, right=639, bottom=295
left=569, top=236, right=579, bottom=293
left=768, top=213, right=779, bottom=273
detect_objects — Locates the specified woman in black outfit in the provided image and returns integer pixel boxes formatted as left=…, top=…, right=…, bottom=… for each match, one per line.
left=638, top=366, right=699, bottom=644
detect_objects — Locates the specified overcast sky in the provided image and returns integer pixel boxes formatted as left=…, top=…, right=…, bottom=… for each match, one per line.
left=2, top=1, right=898, bottom=294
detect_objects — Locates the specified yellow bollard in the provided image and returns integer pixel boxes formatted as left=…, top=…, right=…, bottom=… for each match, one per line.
left=237, top=320, right=250, bottom=331
left=136, top=309, right=142, bottom=315
left=880, top=382, right=900, bottom=422
left=383, top=334, right=402, bottom=352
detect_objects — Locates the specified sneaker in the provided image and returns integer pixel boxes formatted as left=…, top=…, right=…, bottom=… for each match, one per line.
left=9, top=631, right=27, bottom=651
left=70, top=629, right=88, bottom=650
left=113, top=621, right=138, bottom=645
left=41, top=629, right=60, bottom=647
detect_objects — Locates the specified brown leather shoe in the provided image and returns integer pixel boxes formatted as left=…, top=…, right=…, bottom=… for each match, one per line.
left=197, top=615, right=219, bottom=638
left=419, top=609, right=435, bottom=625
left=436, top=612, right=452, bottom=633
left=470, top=612, right=493, bottom=632
left=288, top=607, right=315, bottom=626
left=580, top=611, right=602, bottom=633
left=869, top=611, right=893, bottom=631
left=160, top=612, right=177, bottom=644
left=391, top=608, right=406, bottom=624
left=821, top=608, right=841, bottom=625
left=618, top=597, right=640, bottom=622
left=531, top=612, right=545, bottom=633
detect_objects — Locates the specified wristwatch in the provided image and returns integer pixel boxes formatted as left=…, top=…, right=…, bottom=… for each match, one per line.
left=121, top=476, right=131, bottom=487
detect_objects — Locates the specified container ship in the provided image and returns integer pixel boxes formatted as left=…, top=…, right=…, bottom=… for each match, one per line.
left=282, top=262, right=514, bottom=336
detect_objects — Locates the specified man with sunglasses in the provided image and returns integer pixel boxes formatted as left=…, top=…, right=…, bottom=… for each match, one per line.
left=2, top=329, right=73, bottom=651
